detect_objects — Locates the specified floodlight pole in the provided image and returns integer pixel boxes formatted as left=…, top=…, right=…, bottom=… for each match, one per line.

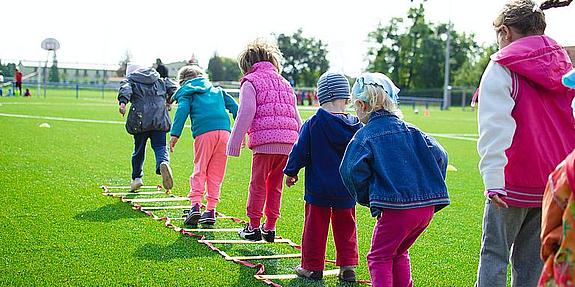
left=442, top=21, right=451, bottom=110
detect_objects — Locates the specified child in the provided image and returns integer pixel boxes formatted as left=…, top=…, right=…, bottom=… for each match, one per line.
left=539, top=70, right=575, bottom=286
left=284, top=72, right=362, bottom=282
left=340, top=72, right=449, bottom=287
left=24, top=88, right=31, bottom=97
left=227, top=39, right=301, bottom=242
left=475, top=1, right=575, bottom=286
left=169, top=65, right=238, bottom=225
left=118, top=64, right=177, bottom=192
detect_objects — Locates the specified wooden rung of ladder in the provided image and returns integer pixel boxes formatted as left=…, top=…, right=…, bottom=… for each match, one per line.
left=226, top=253, right=301, bottom=261
left=139, top=205, right=192, bottom=210
left=255, top=269, right=340, bottom=280
left=183, top=228, right=240, bottom=232
left=198, top=239, right=292, bottom=244
left=103, top=191, right=165, bottom=196
left=123, top=197, right=189, bottom=203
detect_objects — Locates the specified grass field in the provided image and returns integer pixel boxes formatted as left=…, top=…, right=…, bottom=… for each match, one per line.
left=0, top=92, right=485, bottom=286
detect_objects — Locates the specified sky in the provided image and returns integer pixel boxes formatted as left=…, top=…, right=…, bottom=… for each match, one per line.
left=2, top=0, right=574, bottom=76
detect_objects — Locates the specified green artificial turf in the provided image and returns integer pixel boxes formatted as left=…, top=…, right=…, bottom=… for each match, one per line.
left=0, top=93, right=485, bottom=286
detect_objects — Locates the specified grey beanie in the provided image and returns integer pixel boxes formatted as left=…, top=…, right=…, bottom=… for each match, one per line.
left=316, top=72, right=351, bottom=105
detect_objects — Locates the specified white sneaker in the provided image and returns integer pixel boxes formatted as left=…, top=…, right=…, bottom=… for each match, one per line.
left=130, top=178, right=143, bottom=191
left=159, top=162, right=173, bottom=190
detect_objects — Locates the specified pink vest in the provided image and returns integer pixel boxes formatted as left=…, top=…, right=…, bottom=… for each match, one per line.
left=241, top=62, right=299, bottom=149
left=493, top=35, right=575, bottom=207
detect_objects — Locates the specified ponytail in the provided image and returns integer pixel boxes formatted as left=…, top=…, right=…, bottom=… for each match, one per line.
left=540, top=0, right=572, bottom=10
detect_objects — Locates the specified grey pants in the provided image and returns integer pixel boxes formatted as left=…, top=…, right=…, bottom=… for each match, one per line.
left=475, top=201, right=543, bottom=287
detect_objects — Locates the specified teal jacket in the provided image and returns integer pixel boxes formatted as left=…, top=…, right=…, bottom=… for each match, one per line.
left=170, top=77, right=238, bottom=138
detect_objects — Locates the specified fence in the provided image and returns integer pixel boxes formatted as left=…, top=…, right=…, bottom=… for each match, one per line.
left=0, top=78, right=477, bottom=110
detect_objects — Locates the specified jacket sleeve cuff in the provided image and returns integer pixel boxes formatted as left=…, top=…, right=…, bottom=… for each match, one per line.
left=227, top=145, right=241, bottom=157
left=482, top=169, right=505, bottom=191
left=485, top=188, right=507, bottom=199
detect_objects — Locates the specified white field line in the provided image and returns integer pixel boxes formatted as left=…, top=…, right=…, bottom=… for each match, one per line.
left=0, top=112, right=478, bottom=142
left=0, top=113, right=194, bottom=127
left=428, top=133, right=478, bottom=142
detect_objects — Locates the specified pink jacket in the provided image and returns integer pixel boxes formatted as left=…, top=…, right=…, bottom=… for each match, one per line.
left=227, top=61, right=300, bottom=156
left=478, top=35, right=575, bottom=207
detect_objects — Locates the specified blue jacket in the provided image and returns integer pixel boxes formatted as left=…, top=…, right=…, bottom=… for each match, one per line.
left=340, top=110, right=450, bottom=217
left=284, top=108, right=363, bottom=208
left=170, top=77, right=238, bottom=138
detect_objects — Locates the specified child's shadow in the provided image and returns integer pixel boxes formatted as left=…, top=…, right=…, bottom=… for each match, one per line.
left=133, top=234, right=216, bottom=261
left=74, top=202, right=142, bottom=222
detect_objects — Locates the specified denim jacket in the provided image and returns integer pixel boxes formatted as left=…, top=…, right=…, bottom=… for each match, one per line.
left=340, top=110, right=450, bottom=217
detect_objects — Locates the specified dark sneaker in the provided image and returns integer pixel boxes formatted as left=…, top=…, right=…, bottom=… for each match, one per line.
left=238, top=224, right=262, bottom=241
left=184, top=204, right=201, bottom=226
left=261, top=228, right=275, bottom=243
left=159, top=162, right=173, bottom=190
left=199, top=209, right=216, bottom=225
left=295, top=266, right=323, bottom=280
left=338, top=266, right=356, bottom=282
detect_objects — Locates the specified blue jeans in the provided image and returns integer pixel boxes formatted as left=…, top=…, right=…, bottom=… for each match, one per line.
left=475, top=201, right=543, bottom=287
left=132, top=131, right=169, bottom=180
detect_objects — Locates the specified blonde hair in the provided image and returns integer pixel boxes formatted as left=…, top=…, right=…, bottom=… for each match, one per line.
left=356, top=85, right=403, bottom=119
left=238, top=39, right=283, bottom=74
left=177, top=65, right=206, bottom=85
left=494, top=0, right=571, bottom=35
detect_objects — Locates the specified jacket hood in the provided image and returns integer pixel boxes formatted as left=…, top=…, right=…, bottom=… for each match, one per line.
left=315, top=108, right=362, bottom=147
left=492, top=35, right=573, bottom=94
left=127, top=68, right=160, bottom=84
left=174, top=77, right=213, bottom=101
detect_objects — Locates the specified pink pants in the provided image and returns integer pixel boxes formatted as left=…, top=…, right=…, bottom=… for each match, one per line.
left=368, top=206, right=434, bottom=287
left=246, top=153, right=288, bottom=231
left=301, top=203, right=359, bottom=271
left=188, top=130, right=229, bottom=211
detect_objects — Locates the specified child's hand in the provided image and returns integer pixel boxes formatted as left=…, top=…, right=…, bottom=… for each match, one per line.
left=169, top=136, right=179, bottom=152
left=119, top=103, right=126, bottom=116
left=490, top=194, right=508, bottom=208
left=285, top=175, right=298, bottom=187
left=241, top=136, right=247, bottom=149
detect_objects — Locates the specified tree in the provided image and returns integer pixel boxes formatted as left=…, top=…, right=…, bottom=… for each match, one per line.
left=207, top=53, right=225, bottom=81
left=277, top=29, right=330, bottom=87
left=453, top=43, right=498, bottom=88
left=221, top=57, right=241, bottom=81
left=367, top=4, right=481, bottom=90
left=208, top=54, right=242, bottom=82
left=116, top=51, right=131, bottom=77
left=49, top=53, right=59, bottom=82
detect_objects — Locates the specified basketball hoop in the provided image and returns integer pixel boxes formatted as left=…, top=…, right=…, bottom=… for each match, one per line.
left=41, top=38, right=60, bottom=51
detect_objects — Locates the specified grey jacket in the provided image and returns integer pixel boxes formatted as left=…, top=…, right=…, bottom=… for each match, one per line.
left=118, top=68, right=177, bottom=135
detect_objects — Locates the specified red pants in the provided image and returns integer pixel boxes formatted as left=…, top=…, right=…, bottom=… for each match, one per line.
left=246, top=153, right=288, bottom=230
left=301, top=203, right=359, bottom=271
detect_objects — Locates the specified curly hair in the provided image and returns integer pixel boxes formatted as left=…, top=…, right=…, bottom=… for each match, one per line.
left=237, top=38, right=284, bottom=74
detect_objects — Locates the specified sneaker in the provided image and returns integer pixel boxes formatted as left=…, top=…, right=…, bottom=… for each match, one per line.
left=159, top=162, right=173, bottom=190
left=184, top=204, right=201, bottom=226
left=199, top=209, right=216, bottom=225
left=130, top=178, right=143, bottom=191
left=295, top=266, right=323, bottom=280
left=261, top=228, right=275, bottom=243
left=338, top=266, right=356, bottom=282
left=238, top=224, right=262, bottom=241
